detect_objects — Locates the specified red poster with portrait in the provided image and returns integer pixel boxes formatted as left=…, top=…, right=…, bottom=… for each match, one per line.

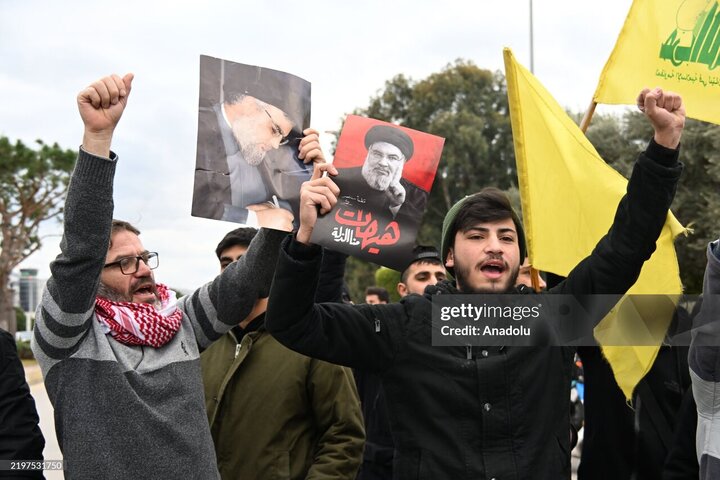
left=311, top=115, right=444, bottom=270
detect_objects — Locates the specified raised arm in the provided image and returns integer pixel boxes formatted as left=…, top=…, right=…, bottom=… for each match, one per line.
left=315, top=248, right=348, bottom=303
left=33, top=74, right=133, bottom=361
left=79, top=73, right=134, bottom=157
left=553, top=88, right=684, bottom=297
left=179, top=227, right=286, bottom=350
left=186, top=129, right=329, bottom=347
left=266, top=164, right=400, bottom=372
left=637, top=87, right=685, bottom=149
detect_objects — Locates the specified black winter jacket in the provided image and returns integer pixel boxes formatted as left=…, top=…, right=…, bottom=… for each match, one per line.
left=267, top=140, right=682, bottom=480
left=0, top=329, right=45, bottom=479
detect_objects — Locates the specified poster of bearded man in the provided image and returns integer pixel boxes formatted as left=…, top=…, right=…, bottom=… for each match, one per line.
left=311, top=115, right=444, bottom=270
left=192, top=55, right=313, bottom=229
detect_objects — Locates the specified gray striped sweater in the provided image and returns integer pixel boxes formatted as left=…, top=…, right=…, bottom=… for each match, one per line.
left=31, top=149, right=285, bottom=480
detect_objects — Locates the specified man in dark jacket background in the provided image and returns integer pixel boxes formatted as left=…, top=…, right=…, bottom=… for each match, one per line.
left=0, top=328, right=45, bottom=480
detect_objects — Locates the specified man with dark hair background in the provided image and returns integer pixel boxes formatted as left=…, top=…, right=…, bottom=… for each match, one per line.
left=516, top=257, right=547, bottom=291
left=364, top=286, right=389, bottom=305
left=396, top=245, right=446, bottom=298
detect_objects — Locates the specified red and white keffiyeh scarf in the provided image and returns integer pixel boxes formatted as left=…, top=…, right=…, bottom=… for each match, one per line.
left=95, top=283, right=182, bottom=348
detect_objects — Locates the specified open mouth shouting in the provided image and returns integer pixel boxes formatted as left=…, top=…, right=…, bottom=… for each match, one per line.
left=479, top=258, right=507, bottom=281
left=132, top=280, right=158, bottom=303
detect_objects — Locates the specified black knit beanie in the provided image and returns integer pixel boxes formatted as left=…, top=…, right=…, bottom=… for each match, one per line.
left=440, top=192, right=527, bottom=277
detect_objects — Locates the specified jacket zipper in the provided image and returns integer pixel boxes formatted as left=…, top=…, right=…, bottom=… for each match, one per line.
left=375, top=319, right=381, bottom=333
left=234, top=343, right=241, bottom=359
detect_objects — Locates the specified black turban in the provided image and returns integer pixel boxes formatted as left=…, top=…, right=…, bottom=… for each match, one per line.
left=364, top=125, right=414, bottom=161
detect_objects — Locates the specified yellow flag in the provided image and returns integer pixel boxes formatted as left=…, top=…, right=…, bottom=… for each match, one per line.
left=595, top=0, right=720, bottom=124
left=503, top=48, right=686, bottom=400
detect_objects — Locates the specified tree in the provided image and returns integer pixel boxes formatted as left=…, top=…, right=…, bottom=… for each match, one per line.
left=375, top=267, right=401, bottom=303
left=15, top=306, right=26, bottom=331
left=0, top=137, right=76, bottom=333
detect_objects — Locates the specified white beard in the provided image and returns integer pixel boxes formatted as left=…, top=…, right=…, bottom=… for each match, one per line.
left=231, top=119, right=266, bottom=166
left=362, top=161, right=393, bottom=190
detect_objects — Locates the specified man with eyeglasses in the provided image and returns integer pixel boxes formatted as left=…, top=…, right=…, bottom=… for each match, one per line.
left=192, top=56, right=322, bottom=228
left=31, top=73, right=289, bottom=480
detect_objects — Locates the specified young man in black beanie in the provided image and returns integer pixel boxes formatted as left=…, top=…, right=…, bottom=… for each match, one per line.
left=266, top=87, right=686, bottom=480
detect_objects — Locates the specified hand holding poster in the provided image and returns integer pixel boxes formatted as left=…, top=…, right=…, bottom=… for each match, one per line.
left=310, top=115, right=444, bottom=270
left=192, top=55, right=315, bottom=230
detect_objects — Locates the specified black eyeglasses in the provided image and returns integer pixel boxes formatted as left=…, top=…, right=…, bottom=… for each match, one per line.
left=104, top=252, right=159, bottom=275
left=264, top=108, right=291, bottom=146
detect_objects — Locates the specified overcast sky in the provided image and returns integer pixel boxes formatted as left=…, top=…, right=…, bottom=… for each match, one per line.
left=1, top=0, right=633, bottom=292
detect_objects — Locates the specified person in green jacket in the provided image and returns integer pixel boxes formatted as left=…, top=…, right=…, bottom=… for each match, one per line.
left=201, top=227, right=365, bottom=480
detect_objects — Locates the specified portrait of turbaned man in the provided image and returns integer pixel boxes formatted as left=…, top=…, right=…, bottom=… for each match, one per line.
left=192, top=55, right=312, bottom=228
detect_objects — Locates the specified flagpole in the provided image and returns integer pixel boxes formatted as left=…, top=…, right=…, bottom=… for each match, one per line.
left=528, top=2, right=539, bottom=290
left=579, top=99, right=597, bottom=133
left=530, top=268, right=541, bottom=292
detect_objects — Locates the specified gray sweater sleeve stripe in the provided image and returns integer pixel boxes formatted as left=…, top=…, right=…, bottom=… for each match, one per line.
left=35, top=307, right=92, bottom=348
left=183, top=228, right=286, bottom=348
left=37, top=307, right=92, bottom=340
left=198, top=285, right=222, bottom=330
left=33, top=149, right=116, bottom=365
left=178, top=290, right=216, bottom=349
left=46, top=150, right=116, bottom=316
left=33, top=326, right=88, bottom=363
left=38, top=289, right=94, bottom=338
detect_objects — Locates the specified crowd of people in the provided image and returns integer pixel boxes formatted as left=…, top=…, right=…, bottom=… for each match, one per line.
left=3, top=71, right=718, bottom=480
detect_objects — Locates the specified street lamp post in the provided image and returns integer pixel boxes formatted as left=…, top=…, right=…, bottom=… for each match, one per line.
left=529, top=0, right=535, bottom=73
